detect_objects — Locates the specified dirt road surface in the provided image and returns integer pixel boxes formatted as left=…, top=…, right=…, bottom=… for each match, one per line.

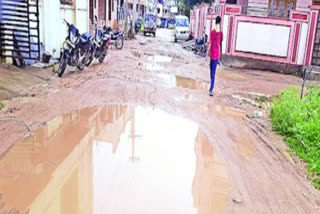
left=0, top=29, right=319, bottom=214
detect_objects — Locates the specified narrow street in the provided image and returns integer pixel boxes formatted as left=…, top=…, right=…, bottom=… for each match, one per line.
left=0, top=29, right=319, bottom=213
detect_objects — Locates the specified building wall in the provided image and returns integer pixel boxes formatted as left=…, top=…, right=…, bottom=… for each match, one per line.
left=296, top=0, right=312, bottom=12
left=39, top=0, right=89, bottom=57
left=190, top=2, right=317, bottom=69
left=235, top=20, right=291, bottom=57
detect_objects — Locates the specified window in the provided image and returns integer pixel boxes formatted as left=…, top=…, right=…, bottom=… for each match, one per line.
left=90, top=0, right=94, bottom=24
left=60, top=0, right=73, bottom=5
left=226, top=0, right=237, bottom=4
left=268, top=0, right=296, bottom=17
left=108, top=0, right=112, bottom=20
left=99, top=0, right=107, bottom=20
left=176, top=19, right=189, bottom=27
left=313, top=0, right=320, bottom=4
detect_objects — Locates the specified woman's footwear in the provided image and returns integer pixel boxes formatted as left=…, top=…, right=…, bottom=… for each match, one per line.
left=209, top=91, right=213, bottom=96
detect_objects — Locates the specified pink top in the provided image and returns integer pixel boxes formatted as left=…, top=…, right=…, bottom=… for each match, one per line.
left=210, top=29, right=223, bottom=60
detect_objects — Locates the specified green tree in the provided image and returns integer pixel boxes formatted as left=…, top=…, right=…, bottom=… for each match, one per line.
left=178, top=0, right=214, bottom=18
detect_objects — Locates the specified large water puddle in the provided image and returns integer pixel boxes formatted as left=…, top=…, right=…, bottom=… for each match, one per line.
left=156, top=73, right=208, bottom=90
left=0, top=105, right=230, bottom=214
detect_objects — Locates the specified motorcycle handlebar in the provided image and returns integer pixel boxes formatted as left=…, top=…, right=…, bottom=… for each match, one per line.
left=63, top=19, right=70, bottom=26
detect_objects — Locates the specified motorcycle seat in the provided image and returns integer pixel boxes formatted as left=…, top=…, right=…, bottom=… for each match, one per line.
left=81, top=32, right=91, bottom=41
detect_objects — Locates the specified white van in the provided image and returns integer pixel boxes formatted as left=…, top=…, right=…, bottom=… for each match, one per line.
left=174, top=15, right=190, bottom=42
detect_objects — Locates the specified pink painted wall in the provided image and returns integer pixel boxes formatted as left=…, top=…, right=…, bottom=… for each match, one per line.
left=190, top=1, right=314, bottom=66
left=230, top=15, right=295, bottom=64
left=237, top=0, right=247, bottom=7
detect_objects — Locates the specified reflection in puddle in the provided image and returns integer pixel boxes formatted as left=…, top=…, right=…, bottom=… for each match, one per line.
left=0, top=106, right=229, bottom=214
left=176, top=76, right=208, bottom=90
left=228, top=130, right=256, bottom=158
left=156, top=73, right=176, bottom=87
left=146, top=63, right=164, bottom=71
left=147, top=55, right=173, bottom=63
left=156, top=74, right=208, bottom=90
left=174, top=93, right=194, bottom=102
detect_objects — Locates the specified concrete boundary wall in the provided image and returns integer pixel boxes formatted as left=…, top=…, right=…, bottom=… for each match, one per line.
left=190, top=1, right=319, bottom=71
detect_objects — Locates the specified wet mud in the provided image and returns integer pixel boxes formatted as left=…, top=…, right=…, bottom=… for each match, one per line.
left=0, top=29, right=319, bottom=214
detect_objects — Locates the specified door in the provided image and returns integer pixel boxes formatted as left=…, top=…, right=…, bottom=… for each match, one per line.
left=99, top=0, right=106, bottom=22
left=108, top=0, right=112, bottom=21
left=312, top=13, right=320, bottom=66
left=0, top=0, right=40, bottom=65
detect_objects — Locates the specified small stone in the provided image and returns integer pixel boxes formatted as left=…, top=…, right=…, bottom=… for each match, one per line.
left=232, top=198, right=242, bottom=204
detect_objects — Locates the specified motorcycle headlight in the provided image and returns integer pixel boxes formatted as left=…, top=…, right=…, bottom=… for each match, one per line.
left=70, top=33, right=77, bottom=44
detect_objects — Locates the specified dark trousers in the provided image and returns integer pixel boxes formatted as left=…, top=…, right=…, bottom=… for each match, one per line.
left=209, top=59, right=218, bottom=92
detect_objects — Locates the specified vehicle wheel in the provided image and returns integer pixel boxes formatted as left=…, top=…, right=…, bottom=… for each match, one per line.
left=199, top=48, right=206, bottom=57
left=115, top=35, right=124, bottom=49
left=86, top=56, right=94, bottom=66
left=193, top=47, right=197, bottom=54
left=144, top=32, right=146, bottom=36
left=58, top=55, right=67, bottom=78
left=153, top=32, right=156, bottom=37
left=77, top=52, right=86, bottom=70
left=99, top=51, right=107, bottom=63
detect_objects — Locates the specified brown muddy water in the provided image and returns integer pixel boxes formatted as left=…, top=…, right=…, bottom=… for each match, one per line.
left=0, top=105, right=229, bottom=214
left=156, top=73, right=208, bottom=91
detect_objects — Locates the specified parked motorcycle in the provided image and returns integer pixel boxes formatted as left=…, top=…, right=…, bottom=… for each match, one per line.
left=194, top=34, right=208, bottom=58
left=86, top=16, right=111, bottom=66
left=58, top=19, right=92, bottom=77
left=103, top=26, right=124, bottom=49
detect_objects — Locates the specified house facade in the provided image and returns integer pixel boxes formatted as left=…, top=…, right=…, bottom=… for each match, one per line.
left=190, top=0, right=320, bottom=72
left=0, top=0, right=147, bottom=64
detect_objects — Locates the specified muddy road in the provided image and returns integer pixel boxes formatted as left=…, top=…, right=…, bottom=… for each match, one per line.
left=0, top=29, right=319, bottom=214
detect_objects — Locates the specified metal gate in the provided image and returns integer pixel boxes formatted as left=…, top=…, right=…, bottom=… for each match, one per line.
left=312, top=13, right=320, bottom=66
left=0, top=0, right=40, bottom=65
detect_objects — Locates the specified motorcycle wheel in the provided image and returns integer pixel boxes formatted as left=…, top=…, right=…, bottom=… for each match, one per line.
left=115, top=35, right=124, bottom=49
left=86, top=56, right=94, bottom=67
left=77, top=51, right=86, bottom=70
left=58, top=55, right=68, bottom=78
left=86, top=47, right=95, bottom=66
left=99, top=54, right=106, bottom=63
left=193, top=47, right=197, bottom=54
left=199, top=46, right=207, bottom=58
left=99, top=48, right=108, bottom=63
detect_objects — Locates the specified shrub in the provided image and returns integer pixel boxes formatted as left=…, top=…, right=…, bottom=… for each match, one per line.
left=271, top=85, right=320, bottom=189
